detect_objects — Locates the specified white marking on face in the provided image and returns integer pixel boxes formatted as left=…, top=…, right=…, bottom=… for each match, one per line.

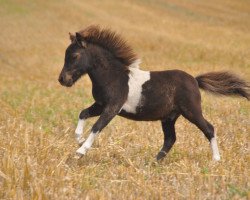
left=121, top=61, right=150, bottom=114
left=75, top=119, right=85, bottom=143
left=76, top=131, right=98, bottom=155
left=210, top=137, right=220, bottom=161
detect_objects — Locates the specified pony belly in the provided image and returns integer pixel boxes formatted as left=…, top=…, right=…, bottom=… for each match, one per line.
left=118, top=110, right=161, bottom=121
left=119, top=104, right=175, bottom=121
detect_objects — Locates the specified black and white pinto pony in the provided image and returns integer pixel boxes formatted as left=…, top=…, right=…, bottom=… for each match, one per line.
left=58, top=25, right=250, bottom=161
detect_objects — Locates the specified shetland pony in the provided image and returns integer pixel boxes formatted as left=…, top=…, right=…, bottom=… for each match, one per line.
left=58, top=25, right=249, bottom=161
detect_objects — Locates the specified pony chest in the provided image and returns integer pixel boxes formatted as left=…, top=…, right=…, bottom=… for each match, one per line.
left=121, top=68, right=150, bottom=114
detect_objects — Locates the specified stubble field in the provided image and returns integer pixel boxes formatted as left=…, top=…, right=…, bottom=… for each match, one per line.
left=0, top=0, right=249, bottom=199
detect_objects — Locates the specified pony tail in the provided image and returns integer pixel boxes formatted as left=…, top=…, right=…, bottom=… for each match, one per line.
left=195, top=71, right=250, bottom=100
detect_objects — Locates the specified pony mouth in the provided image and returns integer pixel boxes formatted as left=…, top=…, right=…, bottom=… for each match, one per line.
left=58, top=72, right=83, bottom=87
left=59, top=80, right=75, bottom=87
left=64, top=82, right=74, bottom=87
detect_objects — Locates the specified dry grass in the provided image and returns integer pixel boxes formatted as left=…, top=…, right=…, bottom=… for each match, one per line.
left=0, top=0, right=249, bottom=199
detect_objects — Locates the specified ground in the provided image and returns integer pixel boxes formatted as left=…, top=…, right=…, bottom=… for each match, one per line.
left=0, top=0, right=249, bottom=199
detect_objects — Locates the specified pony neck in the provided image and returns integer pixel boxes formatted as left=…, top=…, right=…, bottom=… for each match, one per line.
left=87, top=45, right=128, bottom=87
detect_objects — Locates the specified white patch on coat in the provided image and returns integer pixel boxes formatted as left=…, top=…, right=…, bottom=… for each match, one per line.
left=121, top=61, right=150, bottom=114
left=210, top=137, right=220, bottom=161
left=129, top=59, right=141, bottom=69
left=76, top=131, right=99, bottom=155
left=75, top=119, right=85, bottom=143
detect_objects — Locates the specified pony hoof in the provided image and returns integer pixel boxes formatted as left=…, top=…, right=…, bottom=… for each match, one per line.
left=74, top=152, right=84, bottom=159
left=156, top=151, right=167, bottom=161
left=213, top=155, right=221, bottom=161
left=75, top=134, right=84, bottom=142
left=78, top=138, right=86, bottom=146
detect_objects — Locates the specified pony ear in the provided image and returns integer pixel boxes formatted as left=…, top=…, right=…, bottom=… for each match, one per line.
left=69, top=32, right=75, bottom=42
left=75, top=32, right=87, bottom=48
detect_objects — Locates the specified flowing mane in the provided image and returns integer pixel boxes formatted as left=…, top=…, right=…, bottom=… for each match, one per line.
left=77, top=25, right=138, bottom=67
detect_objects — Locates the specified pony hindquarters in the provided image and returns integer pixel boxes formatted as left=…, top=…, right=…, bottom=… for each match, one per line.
left=180, top=100, right=221, bottom=161
left=176, top=77, right=221, bottom=161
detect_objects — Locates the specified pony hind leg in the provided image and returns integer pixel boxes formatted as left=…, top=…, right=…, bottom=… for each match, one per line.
left=180, top=102, right=220, bottom=161
left=194, top=117, right=220, bottom=161
left=157, top=115, right=180, bottom=161
left=205, top=120, right=220, bottom=161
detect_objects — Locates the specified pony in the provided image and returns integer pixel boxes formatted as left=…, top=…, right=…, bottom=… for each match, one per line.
left=58, top=25, right=250, bottom=161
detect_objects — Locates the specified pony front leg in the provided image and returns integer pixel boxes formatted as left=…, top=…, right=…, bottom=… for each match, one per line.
left=75, top=119, right=85, bottom=144
left=76, top=105, right=121, bottom=157
left=76, top=131, right=98, bottom=155
left=75, top=103, right=103, bottom=145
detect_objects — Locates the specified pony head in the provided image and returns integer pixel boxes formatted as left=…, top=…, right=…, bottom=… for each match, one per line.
left=58, top=32, right=90, bottom=87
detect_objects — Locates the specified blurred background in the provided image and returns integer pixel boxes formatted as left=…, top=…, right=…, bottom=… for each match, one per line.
left=0, top=0, right=249, bottom=199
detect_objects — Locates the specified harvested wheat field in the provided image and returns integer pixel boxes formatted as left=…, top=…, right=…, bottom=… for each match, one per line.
left=0, top=0, right=249, bottom=199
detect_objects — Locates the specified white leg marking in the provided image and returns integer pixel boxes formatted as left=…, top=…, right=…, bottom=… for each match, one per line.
left=121, top=60, right=150, bottom=114
left=75, top=119, right=85, bottom=143
left=76, top=131, right=98, bottom=155
left=210, top=137, right=220, bottom=161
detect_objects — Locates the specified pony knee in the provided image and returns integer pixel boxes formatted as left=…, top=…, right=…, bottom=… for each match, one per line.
left=79, top=110, right=88, bottom=119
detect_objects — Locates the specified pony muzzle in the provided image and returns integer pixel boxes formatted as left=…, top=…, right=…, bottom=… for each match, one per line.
left=58, top=72, right=74, bottom=87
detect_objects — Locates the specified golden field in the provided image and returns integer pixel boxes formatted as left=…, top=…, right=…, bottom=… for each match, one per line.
left=0, top=0, right=249, bottom=199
